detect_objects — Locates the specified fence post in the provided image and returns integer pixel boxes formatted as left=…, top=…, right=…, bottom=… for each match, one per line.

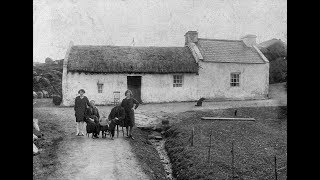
left=208, top=134, right=212, bottom=165
left=191, top=127, right=194, bottom=146
left=274, top=156, right=278, bottom=180
left=231, top=140, right=235, bottom=179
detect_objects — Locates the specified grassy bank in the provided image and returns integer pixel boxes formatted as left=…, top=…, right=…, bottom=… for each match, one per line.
left=127, top=127, right=168, bottom=180
left=33, top=107, right=67, bottom=179
left=165, top=106, right=287, bottom=180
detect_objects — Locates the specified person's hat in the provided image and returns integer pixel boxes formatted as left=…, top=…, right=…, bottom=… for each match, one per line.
left=78, top=89, right=85, bottom=94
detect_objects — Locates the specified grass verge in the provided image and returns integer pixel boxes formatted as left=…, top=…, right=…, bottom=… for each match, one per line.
left=127, top=127, right=168, bottom=180
left=165, top=106, right=287, bottom=180
left=33, top=108, right=66, bottom=180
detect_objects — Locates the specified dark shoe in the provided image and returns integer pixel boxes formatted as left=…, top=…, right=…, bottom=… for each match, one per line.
left=111, top=137, right=114, bottom=140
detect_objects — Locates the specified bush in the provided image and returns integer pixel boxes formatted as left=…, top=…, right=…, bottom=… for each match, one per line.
left=37, top=92, right=43, bottom=99
left=45, top=57, right=54, bottom=64
left=269, top=57, right=287, bottom=84
left=52, top=95, right=62, bottom=105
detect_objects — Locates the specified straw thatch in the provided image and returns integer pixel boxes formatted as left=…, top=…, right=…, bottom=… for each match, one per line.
left=67, top=45, right=198, bottom=74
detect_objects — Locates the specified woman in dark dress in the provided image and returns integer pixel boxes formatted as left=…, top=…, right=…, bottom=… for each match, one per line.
left=74, top=89, right=90, bottom=136
left=85, top=100, right=100, bottom=138
left=121, top=90, right=139, bottom=140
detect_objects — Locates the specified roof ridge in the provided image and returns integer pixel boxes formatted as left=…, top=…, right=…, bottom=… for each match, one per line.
left=72, top=45, right=186, bottom=48
left=198, top=38, right=243, bottom=42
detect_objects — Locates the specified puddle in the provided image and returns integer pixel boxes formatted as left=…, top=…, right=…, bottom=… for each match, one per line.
left=149, top=139, right=176, bottom=180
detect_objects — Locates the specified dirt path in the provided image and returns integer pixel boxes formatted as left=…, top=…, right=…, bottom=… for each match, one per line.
left=46, top=136, right=148, bottom=180
left=34, top=105, right=149, bottom=180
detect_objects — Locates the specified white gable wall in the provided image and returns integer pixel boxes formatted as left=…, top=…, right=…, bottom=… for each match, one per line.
left=197, top=61, right=269, bottom=100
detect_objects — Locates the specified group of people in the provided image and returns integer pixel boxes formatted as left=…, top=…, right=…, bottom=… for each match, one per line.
left=74, top=89, right=139, bottom=140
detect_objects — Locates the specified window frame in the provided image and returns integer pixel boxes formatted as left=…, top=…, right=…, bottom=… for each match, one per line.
left=97, top=83, right=104, bottom=93
left=230, top=72, right=240, bottom=87
left=173, top=74, right=183, bottom=87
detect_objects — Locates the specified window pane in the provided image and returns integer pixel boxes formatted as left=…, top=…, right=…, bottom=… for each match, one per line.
left=230, top=73, right=240, bottom=87
left=173, top=75, right=183, bottom=87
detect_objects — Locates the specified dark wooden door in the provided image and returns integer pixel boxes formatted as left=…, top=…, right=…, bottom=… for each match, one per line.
left=127, top=76, right=142, bottom=103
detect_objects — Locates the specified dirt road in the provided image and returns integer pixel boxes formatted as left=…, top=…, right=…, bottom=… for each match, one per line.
left=46, top=136, right=148, bottom=180
left=34, top=105, right=150, bottom=180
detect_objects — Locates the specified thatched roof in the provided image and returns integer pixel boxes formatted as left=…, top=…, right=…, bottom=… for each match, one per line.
left=197, top=38, right=266, bottom=64
left=67, top=45, right=198, bottom=74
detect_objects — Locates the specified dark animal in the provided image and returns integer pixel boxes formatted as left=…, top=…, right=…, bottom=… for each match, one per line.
left=100, top=125, right=109, bottom=138
left=115, top=118, right=125, bottom=137
left=99, top=116, right=109, bottom=138
left=195, top=97, right=205, bottom=106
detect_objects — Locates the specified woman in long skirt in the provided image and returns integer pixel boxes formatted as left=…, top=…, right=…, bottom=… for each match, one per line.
left=74, top=89, right=90, bottom=136
left=121, top=90, right=139, bottom=140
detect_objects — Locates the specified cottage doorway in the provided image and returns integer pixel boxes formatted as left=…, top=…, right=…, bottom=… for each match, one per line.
left=127, top=76, right=142, bottom=103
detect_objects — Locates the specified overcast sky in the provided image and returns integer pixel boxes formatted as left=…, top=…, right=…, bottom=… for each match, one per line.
left=33, top=0, right=287, bottom=62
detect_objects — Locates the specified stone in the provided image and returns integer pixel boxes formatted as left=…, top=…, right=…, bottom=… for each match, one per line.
left=162, top=119, right=169, bottom=125
left=137, top=126, right=154, bottom=131
left=162, top=124, right=170, bottom=131
left=148, top=134, right=156, bottom=139
left=148, top=132, right=162, bottom=140
left=152, top=124, right=163, bottom=132
left=154, top=136, right=163, bottom=140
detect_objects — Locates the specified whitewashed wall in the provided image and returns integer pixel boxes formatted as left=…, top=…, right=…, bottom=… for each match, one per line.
left=62, top=72, right=199, bottom=106
left=141, top=73, right=199, bottom=103
left=62, top=62, right=269, bottom=106
left=197, top=61, right=269, bottom=100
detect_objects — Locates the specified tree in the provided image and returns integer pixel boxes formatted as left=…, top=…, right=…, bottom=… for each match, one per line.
left=45, top=57, right=54, bottom=64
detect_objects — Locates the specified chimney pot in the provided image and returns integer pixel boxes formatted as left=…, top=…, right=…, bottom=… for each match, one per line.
left=185, top=31, right=198, bottom=45
left=241, top=34, right=257, bottom=47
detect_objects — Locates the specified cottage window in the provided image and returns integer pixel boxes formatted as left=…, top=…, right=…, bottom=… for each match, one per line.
left=230, top=73, right=240, bottom=87
left=97, top=83, right=103, bottom=93
left=173, top=75, right=183, bottom=87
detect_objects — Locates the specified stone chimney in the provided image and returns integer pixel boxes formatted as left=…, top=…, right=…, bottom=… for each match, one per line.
left=241, top=34, right=257, bottom=47
left=185, top=31, right=198, bottom=45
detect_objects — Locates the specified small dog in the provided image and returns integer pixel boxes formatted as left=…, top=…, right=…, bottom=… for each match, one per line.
left=100, top=125, right=109, bottom=138
left=99, top=116, right=110, bottom=138
left=195, top=97, right=205, bottom=106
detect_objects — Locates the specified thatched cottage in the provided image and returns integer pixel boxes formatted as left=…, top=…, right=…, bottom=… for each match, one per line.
left=62, top=31, right=269, bottom=106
